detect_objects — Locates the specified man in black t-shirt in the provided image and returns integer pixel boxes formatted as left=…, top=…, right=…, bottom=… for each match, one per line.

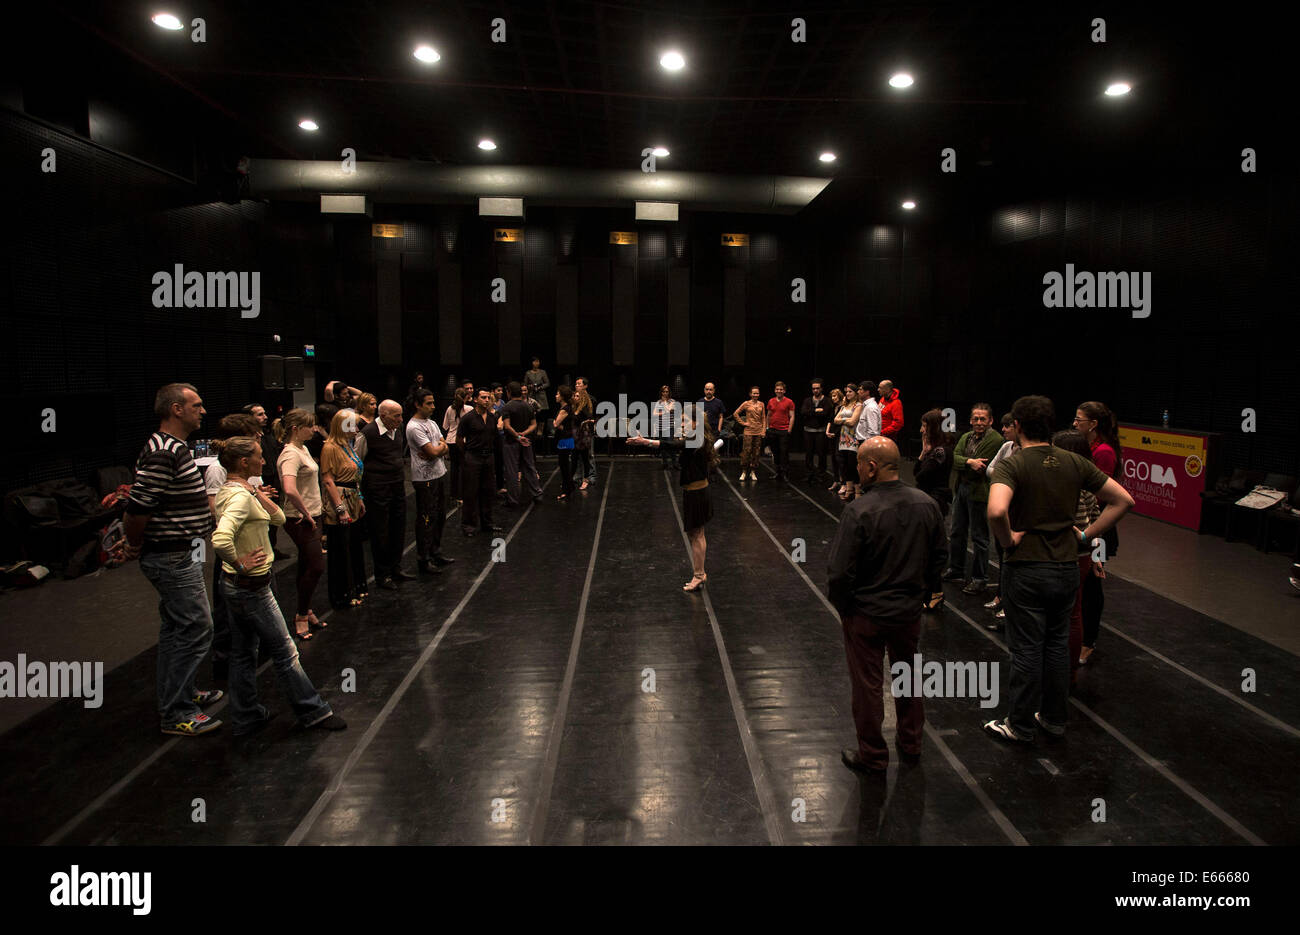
left=457, top=388, right=504, bottom=537
left=500, top=381, right=543, bottom=507
left=983, top=395, right=1133, bottom=744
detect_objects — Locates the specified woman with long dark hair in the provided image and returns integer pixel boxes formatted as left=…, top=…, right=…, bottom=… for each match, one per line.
left=915, top=408, right=954, bottom=612
left=834, top=383, right=863, bottom=499
left=442, top=387, right=471, bottom=505
left=572, top=382, right=596, bottom=491
left=824, top=388, right=843, bottom=490
left=273, top=408, right=325, bottom=641
left=1053, top=429, right=1103, bottom=683
left=627, top=404, right=720, bottom=591
left=1073, top=400, right=1122, bottom=664
left=552, top=384, right=576, bottom=501
left=210, top=435, right=346, bottom=735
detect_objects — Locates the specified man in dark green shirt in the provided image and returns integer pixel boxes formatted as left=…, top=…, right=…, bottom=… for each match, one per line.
left=945, top=403, right=1004, bottom=594
left=983, top=395, right=1133, bottom=743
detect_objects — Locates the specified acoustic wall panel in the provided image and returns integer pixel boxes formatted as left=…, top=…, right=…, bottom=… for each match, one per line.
left=497, top=263, right=521, bottom=365
left=556, top=265, right=579, bottom=366
left=437, top=260, right=462, bottom=365
left=667, top=266, right=690, bottom=366
left=376, top=255, right=402, bottom=366
left=723, top=265, right=746, bottom=366
left=612, top=265, right=635, bottom=366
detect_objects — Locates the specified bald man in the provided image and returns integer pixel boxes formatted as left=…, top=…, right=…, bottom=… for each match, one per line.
left=361, top=399, right=413, bottom=588
left=827, top=436, right=947, bottom=773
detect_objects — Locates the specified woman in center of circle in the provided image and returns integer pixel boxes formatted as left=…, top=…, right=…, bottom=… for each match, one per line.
left=627, top=403, right=719, bottom=591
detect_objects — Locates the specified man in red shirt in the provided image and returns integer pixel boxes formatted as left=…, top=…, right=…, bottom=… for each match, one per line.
left=766, top=381, right=796, bottom=481
left=879, top=380, right=904, bottom=442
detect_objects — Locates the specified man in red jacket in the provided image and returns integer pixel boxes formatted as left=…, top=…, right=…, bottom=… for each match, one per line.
left=879, top=380, right=903, bottom=441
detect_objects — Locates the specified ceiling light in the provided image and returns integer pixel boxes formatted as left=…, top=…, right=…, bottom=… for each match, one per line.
left=152, top=13, right=184, bottom=30
left=1105, top=82, right=1131, bottom=96
left=651, top=146, right=669, bottom=157
left=414, top=45, right=440, bottom=64
left=901, top=200, right=916, bottom=210
left=478, top=139, right=497, bottom=151
left=819, top=152, right=836, bottom=163
left=889, top=73, right=914, bottom=89
left=298, top=119, right=319, bottom=131
left=660, top=51, right=686, bottom=71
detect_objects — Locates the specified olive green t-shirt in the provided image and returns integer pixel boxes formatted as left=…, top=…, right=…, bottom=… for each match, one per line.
left=990, top=445, right=1109, bottom=563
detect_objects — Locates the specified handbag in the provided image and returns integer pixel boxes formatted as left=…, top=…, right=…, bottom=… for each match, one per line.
left=556, top=437, right=575, bottom=451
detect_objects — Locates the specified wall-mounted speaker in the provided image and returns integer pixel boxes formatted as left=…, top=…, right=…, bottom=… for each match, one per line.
left=283, top=357, right=304, bottom=390
left=261, top=355, right=284, bottom=389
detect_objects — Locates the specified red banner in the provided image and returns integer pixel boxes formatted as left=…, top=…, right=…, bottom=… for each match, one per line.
left=1117, top=425, right=1210, bottom=530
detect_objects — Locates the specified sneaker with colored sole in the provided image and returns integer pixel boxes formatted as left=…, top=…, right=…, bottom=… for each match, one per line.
left=193, top=689, right=224, bottom=707
left=162, top=713, right=222, bottom=736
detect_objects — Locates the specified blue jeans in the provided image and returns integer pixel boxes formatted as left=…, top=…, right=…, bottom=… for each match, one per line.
left=140, top=550, right=213, bottom=727
left=220, top=576, right=332, bottom=733
left=1003, top=561, right=1078, bottom=737
left=947, top=482, right=989, bottom=584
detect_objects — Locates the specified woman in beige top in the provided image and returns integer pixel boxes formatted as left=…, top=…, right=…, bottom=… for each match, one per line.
left=273, top=409, right=325, bottom=640
left=210, top=434, right=345, bottom=735
left=320, top=410, right=368, bottom=610
left=732, top=386, right=767, bottom=482
left=443, top=387, right=473, bottom=504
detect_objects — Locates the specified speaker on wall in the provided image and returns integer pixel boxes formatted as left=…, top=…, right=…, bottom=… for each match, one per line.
left=283, top=357, right=304, bottom=390
left=260, top=355, right=284, bottom=389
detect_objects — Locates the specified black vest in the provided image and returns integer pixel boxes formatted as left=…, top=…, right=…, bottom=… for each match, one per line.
left=361, top=420, right=407, bottom=486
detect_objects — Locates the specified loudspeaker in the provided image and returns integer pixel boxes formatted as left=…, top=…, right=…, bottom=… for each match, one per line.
left=261, top=355, right=284, bottom=389
left=283, top=357, right=304, bottom=390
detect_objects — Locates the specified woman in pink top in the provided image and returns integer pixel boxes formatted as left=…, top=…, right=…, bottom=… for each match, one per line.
left=1073, top=400, right=1123, bottom=664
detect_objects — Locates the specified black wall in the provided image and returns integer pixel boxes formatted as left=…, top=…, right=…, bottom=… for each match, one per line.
left=4, top=105, right=1296, bottom=505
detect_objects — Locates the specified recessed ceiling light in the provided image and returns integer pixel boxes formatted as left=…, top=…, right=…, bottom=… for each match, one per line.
left=478, top=139, right=497, bottom=151
left=298, top=119, right=319, bottom=131
left=1105, top=82, right=1131, bottom=96
left=901, top=200, right=916, bottom=210
left=651, top=146, right=669, bottom=157
left=414, top=45, right=440, bottom=64
left=819, top=152, right=836, bottom=163
left=152, top=13, right=184, bottom=30
left=660, top=51, right=686, bottom=71
left=889, top=73, right=914, bottom=89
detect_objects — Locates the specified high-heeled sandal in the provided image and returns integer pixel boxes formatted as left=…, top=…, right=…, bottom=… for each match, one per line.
left=683, top=574, right=707, bottom=592
left=307, top=610, right=326, bottom=630
left=293, top=615, right=313, bottom=641
left=923, top=592, right=946, bottom=611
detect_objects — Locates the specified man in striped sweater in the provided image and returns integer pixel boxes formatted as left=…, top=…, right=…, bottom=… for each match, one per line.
left=122, top=383, right=224, bottom=736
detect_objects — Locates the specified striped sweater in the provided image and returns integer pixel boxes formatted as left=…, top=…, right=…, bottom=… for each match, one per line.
left=127, top=431, right=214, bottom=549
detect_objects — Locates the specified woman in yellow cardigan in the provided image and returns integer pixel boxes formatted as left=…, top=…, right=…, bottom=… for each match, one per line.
left=211, top=436, right=346, bottom=736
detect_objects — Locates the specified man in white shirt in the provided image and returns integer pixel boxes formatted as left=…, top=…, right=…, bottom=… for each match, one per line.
left=406, top=388, right=455, bottom=574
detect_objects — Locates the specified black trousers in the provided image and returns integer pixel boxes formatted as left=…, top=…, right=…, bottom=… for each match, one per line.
left=413, top=476, right=447, bottom=561
left=803, top=429, right=830, bottom=475
left=448, top=444, right=463, bottom=501
left=493, top=433, right=505, bottom=489
left=325, top=518, right=366, bottom=606
left=363, top=479, right=407, bottom=580
left=462, top=452, right=495, bottom=530
left=765, top=428, right=791, bottom=476
left=557, top=449, right=575, bottom=496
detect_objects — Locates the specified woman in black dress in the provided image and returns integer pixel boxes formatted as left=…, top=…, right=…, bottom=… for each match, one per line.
left=552, top=384, right=576, bottom=501
left=627, top=403, right=719, bottom=591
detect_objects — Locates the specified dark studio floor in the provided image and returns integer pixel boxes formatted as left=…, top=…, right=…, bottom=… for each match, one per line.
left=1, top=455, right=1297, bottom=846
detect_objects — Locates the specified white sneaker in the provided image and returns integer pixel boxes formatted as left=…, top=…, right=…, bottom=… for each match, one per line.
left=738, top=472, right=747, bottom=481
left=748, top=471, right=757, bottom=481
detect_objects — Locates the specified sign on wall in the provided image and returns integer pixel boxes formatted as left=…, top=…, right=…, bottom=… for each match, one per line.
left=494, top=228, right=523, bottom=242
left=721, top=233, right=749, bottom=246
left=1116, top=424, right=1211, bottom=530
left=371, top=224, right=404, bottom=238
left=609, top=232, right=638, bottom=245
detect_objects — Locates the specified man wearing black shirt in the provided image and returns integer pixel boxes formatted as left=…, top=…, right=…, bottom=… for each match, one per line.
left=827, top=436, right=947, bottom=773
left=500, top=381, right=543, bottom=508
left=362, top=400, right=413, bottom=589
left=458, top=388, right=505, bottom=537
left=801, top=378, right=831, bottom=484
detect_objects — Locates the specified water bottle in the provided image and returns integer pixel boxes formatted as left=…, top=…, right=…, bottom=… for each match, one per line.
left=1161, top=410, right=1169, bottom=429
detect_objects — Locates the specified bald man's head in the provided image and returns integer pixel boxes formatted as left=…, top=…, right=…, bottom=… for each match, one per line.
left=857, top=436, right=900, bottom=488
left=379, top=399, right=403, bottom=430
left=878, top=379, right=894, bottom=397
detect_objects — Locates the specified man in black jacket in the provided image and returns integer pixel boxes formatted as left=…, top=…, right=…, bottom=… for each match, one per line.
left=458, top=388, right=505, bottom=538
left=800, top=378, right=831, bottom=484
left=361, top=400, right=413, bottom=589
left=827, top=436, right=948, bottom=773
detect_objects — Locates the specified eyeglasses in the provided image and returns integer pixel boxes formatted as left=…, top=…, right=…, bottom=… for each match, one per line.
left=1072, top=417, right=1094, bottom=425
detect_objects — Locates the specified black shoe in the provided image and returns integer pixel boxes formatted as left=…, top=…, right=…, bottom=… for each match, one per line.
left=432, top=555, right=455, bottom=567
left=296, top=713, right=348, bottom=732
left=841, top=748, right=887, bottom=775
left=379, top=577, right=398, bottom=590
left=418, top=561, right=440, bottom=575
left=392, top=569, right=416, bottom=582
left=233, top=711, right=277, bottom=738
left=941, top=569, right=964, bottom=582
left=962, top=580, right=986, bottom=595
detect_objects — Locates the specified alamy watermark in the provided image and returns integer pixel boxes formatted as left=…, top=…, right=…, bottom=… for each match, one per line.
left=594, top=395, right=705, bottom=447
left=1042, top=264, right=1150, bottom=318
left=890, top=654, right=999, bottom=708
left=0, top=654, right=103, bottom=708
left=151, top=264, right=260, bottom=318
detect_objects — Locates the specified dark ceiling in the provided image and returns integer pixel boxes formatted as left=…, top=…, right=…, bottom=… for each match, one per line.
left=7, top=1, right=1286, bottom=214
